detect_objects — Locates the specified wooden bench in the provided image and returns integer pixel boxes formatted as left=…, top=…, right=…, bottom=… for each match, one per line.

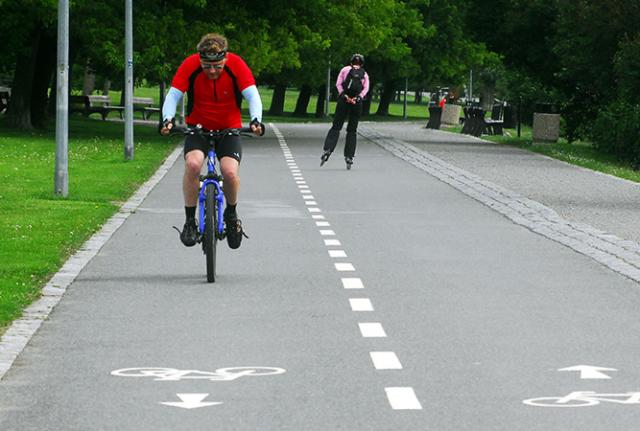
left=484, top=103, right=504, bottom=135
left=132, top=97, right=160, bottom=120
left=69, top=95, right=124, bottom=120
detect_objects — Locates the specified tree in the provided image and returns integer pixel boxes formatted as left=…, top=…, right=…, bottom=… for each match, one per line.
left=0, top=0, right=58, bottom=130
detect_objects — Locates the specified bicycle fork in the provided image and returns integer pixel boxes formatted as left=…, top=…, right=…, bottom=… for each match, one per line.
left=198, top=178, right=225, bottom=239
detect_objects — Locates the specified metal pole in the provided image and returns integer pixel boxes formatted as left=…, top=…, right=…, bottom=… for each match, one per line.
left=325, top=59, right=331, bottom=117
left=469, top=69, right=473, bottom=105
left=54, top=0, right=69, bottom=197
left=517, top=96, right=522, bottom=138
left=158, top=81, right=165, bottom=129
left=403, top=77, right=408, bottom=119
left=124, top=0, right=134, bottom=160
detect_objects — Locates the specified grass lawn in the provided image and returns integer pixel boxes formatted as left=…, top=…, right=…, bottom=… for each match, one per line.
left=107, top=85, right=430, bottom=123
left=0, top=116, right=176, bottom=331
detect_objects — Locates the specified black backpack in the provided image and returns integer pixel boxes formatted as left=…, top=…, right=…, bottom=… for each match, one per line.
left=343, top=67, right=365, bottom=97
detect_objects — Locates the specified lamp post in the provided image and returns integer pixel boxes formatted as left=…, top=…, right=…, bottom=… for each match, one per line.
left=124, top=0, right=134, bottom=160
left=54, top=0, right=69, bottom=197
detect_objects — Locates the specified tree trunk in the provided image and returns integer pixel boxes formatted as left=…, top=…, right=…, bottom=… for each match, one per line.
left=480, top=86, right=494, bottom=111
left=376, top=80, right=396, bottom=116
left=103, top=79, right=111, bottom=95
left=362, top=95, right=371, bottom=116
left=293, top=84, right=312, bottom=117
left=315, top=84, right=326, bottom=117
left=6, top=24, right=42, bottom=130
left=268, top=84, right=286, bottom=116
left=415, top=90, right=423, bottom=104
left=31, top=28, right=56, bottom=128
left=82, top=59, right=96, bottom=96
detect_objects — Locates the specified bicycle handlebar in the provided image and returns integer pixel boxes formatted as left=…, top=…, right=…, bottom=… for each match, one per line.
left=168, top=125, right=254, bottom=137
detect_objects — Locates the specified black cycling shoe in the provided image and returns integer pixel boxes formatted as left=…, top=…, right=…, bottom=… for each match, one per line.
left=225, top=216, right=249, bottom=249
left=320, top=150, right=332, bottom=167
left=179, top=218, right=198, bottom=247
left=345, top=157, right=353, bottom=170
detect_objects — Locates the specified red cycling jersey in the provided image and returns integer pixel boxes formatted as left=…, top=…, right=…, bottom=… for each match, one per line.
left=171, top=52, right=255, bottom=130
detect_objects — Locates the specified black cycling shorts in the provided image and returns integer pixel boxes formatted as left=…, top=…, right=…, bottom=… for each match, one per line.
left=183, top=129, right=242, bottom=162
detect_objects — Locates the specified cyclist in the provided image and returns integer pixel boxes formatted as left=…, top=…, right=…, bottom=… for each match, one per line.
left=320, top=53, right=369, bottom=169
left=161, top=33, right=264, bottom=250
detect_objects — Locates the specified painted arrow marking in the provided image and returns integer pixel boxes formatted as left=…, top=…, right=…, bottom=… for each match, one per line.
left=558, top=365, right=618, bottom=379
left=160, top=393, right=223, bottom=409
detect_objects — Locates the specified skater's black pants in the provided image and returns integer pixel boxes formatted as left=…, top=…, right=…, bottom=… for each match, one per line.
left=323, top=97, right=362, bottom=158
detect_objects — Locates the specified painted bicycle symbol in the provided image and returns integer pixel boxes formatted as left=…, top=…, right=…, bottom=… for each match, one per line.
left=111, top=367, right=286, bottom=382
left=523, top=391, right=640, bottom=407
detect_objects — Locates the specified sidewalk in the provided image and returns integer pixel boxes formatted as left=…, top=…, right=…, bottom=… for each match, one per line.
left=359, top=121, right=640, bottom=283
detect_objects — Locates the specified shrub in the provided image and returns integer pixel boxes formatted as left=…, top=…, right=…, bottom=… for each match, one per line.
left=591, top=101, right=640, bottom=168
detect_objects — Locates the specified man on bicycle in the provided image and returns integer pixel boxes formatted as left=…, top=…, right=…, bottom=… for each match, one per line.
left=160, top=33, right=264, bottom=250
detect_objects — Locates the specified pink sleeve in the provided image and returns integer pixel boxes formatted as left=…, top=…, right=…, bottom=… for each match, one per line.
left=335, top=66, right=350, bottom=94
left=360, top=72, right=370, bottom=98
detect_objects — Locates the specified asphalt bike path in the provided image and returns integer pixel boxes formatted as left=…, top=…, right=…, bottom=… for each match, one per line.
left=1, top=122, right=639, bottom=429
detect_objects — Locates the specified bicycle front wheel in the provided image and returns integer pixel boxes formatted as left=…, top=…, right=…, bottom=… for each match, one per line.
left=204, top=183, right=218, bottom=282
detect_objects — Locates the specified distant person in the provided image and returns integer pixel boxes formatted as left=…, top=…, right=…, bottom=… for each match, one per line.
left=160, top=32, right=264, bottom=249
left=320, top=53, right=369, bottom=170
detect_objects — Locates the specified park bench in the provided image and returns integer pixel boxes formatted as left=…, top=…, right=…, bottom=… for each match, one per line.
left=0, top=88, right=10, bottom=114
left=484, top=103, right=504, bottom=135
left=69, top=95, right=124, bottom=120
left=461, top=106, right=485, bottom=137
left=132, top=97, right=160, bottom=120
left=461, top=105, right=504, bottom=137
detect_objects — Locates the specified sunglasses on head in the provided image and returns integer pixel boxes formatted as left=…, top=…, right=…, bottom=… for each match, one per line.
left=201, top=63, right=225, bottom=70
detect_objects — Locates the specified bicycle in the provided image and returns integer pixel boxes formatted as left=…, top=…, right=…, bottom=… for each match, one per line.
left=170, top=125, right=256, bottom=283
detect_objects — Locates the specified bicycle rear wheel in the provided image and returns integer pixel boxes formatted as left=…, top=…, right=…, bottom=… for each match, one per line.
left=204, top=183, right=218, bottom=282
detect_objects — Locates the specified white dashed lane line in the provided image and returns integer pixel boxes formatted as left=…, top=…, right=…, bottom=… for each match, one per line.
left=370, top=352, right=403, bottom=370
left=385, top=387, right=423, bottom=410
left=334, top=263, right=355, bottom=272
left=359, top=322, right=387, bottom=338
left=349, top=298, right=374, bottom=311
left=328, top=250, right=347, bottom=258
left=342, top=278, right=364, bottom=289
left=270, top=123, right=422, bottom=411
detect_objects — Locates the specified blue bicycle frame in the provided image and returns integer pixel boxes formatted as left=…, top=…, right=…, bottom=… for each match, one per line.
left=198, top=149, right=225, bottom=238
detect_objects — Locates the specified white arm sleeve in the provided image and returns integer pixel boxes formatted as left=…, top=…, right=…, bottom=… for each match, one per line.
left=162, top=87, right=184, bottom=121
left=241, top=85, right=262, bottom=123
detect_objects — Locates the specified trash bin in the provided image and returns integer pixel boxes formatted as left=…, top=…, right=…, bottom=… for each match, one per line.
left=426, top=105, right=442, bottom=129
left=533, top=113, right=560, bottom=142
left=503, top=104, right=517, bottom=128
left=441, top=104, right=461, bottom=125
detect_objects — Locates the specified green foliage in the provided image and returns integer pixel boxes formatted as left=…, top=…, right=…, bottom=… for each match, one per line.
left=591, top=101, right=640, bottom=167
left=614, top=35, right=640, bottom=105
